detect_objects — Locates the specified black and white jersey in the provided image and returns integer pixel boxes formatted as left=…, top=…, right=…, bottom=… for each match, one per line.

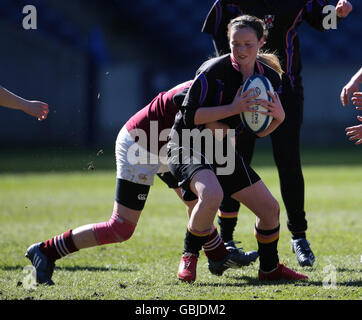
left=173, top=54, right=281, bottom=134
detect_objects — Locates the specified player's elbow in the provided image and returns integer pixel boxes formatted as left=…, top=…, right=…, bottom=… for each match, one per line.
left=256, top=132, right=267, bottom=138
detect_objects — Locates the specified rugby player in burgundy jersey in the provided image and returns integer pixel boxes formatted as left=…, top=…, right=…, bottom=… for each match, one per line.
left=25, top=80, right=257, bottom=285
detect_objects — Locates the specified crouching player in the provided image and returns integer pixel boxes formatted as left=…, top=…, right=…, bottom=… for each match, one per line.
left=25, top=81, right=258, bottom=285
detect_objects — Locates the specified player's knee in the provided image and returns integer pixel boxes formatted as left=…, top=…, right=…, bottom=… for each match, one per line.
left=93, top=212, right=136, bottom=245
left=257, top=197, right=280, bottom=225
left=265, top=198, right=280, bottom=224
left=199, top=187, right=223, bottom=212
left=271, top=199, right=280, bottom=220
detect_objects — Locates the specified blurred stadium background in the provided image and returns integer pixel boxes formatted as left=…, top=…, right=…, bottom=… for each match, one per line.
left=0, top=0, right=361, bottom=150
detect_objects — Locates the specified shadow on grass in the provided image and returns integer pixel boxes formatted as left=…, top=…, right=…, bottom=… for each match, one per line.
left=193, top=275, right=362, bottom=288
left=0, top=265, right=136, bottom=273
left=56, top=265, right=136, bottom=273
left=336, top=267, right=362, bottom=273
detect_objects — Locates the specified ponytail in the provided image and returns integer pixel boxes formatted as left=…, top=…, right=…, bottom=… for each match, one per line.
left=257, top=51, right=284, bottom=79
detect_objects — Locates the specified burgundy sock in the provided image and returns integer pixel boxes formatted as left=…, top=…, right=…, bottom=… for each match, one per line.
left=40, top=229, right=79, bottom=261
left=203, top=226, right=229, bottom=261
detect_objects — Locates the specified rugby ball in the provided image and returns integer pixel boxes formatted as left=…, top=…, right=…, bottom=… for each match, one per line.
left=240, top=74, right=274, bottom=133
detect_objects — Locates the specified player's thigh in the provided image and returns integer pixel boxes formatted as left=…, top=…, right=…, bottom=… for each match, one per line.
left=189, top=169, right=223, bottom=204
left=231, top=180, right=279, bottom=220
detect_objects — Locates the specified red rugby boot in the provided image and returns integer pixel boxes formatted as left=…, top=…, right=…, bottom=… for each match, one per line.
left=177, top=252, right=198, bottom=282
left=259, top=263, right=308, bottom=281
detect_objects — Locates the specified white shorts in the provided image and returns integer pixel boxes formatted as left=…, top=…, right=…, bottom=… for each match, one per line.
left=115, top=125, right=169, bottom=186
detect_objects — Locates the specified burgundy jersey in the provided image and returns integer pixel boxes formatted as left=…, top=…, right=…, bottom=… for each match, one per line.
left=125, top=81, right=192, bottom=152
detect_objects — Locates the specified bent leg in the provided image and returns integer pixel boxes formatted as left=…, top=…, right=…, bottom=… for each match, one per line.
left=189, top=169, right=224, bottom=233
left=231, top=180, right=280, bottom=272
left=91, top=201, right=140, bottom=246
left=173, top=187, right=198, bottom=219
left=231, top=180, right=280, bottom=230
left=180, top=168, right=224, bottom=256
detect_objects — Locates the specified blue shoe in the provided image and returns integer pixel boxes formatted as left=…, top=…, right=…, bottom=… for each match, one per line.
left=208, top=247, right=259, bottom=276
left=224, top=240, right=259, bottom=265
left=25, top=242, right=55, bottom=285
left=224, top=240, right=240, bottom=250
left=291, top=238, right=315, bottom=267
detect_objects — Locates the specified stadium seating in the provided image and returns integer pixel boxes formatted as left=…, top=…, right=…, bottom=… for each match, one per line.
left=0, top=0, right=360, bottom=62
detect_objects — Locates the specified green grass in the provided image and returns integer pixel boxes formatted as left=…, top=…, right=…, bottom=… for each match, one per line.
left=0, top=147, right=361, bottom=300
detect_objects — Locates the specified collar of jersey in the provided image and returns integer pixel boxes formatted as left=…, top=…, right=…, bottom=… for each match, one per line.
left=230, top=54, right=264, bottom=75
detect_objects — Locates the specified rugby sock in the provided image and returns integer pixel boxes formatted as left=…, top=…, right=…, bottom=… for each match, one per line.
left=291, top=231, right=306, bottom=240
left=40, top=229, right=79, bottom=261
left=202, top=226, right=229, bottom=261
left=184, top=227, right=211, bottom=256
left=217, top=212, right=238, bottom=242
left=254, top=225, right=280, bottom=272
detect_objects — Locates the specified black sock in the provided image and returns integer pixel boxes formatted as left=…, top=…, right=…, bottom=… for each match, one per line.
left=184, top=229, right=209, bottom=255
left=291, top=232, right=306, bottom=240
left=218, top=217, right=237, bottom=242
left=254, top=225, right=280, bottom=272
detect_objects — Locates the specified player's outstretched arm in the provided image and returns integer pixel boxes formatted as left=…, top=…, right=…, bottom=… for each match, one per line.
left=340, top=68, right=362, bottom=107
left=345, top=116, right=362, bottom=145
left=0, top=86, right=49, bottom=121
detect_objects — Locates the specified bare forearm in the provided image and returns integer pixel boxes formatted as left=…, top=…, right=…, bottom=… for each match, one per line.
left=351, top=67, right=362, bottom=84
left=194, top=104, right=237, bottom=125
left=256, top=119, right=282, bottom=138
left=0, top=86, right=30, bottom=111
left=0, top=86, right=49, bottom=120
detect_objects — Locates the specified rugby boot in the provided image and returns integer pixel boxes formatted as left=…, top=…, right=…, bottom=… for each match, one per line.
left=208, top=247, right=259, bottom=276
left=224, top=240, right=239, bottom=250
left=25, top=242, right=55, bottom=285
left=177, top=252, right=198, bottom=282
left=224, top=240, right=259, bottom=264
left=291, top=238, right=315, bottom=267
left=258, top=263, right=308, bottom=281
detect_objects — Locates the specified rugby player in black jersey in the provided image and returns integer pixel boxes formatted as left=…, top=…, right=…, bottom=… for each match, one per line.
left=202, top=0, right=352, bottom=267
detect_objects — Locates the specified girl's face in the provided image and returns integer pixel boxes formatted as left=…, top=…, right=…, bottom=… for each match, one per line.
left=229, top=27, right=264, bottom=69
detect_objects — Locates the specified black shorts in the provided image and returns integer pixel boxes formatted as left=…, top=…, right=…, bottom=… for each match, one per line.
left=168, top=145, right=260, bottom=202
left=219, top=196, right=241, bottom=213
left=157, top=171, right=179, bottom=189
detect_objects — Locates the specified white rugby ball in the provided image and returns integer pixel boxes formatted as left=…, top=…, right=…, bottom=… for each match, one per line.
left=240, top=74, right=274, bottom=133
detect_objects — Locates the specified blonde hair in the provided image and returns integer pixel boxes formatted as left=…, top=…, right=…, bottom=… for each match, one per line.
left=257, top=52, right=283, bottom=78
left=228, top=15, right=284, bottom=78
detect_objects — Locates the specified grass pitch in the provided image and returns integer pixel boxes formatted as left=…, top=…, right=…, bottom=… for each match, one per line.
left=0, top=147, right=361, bottom=300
